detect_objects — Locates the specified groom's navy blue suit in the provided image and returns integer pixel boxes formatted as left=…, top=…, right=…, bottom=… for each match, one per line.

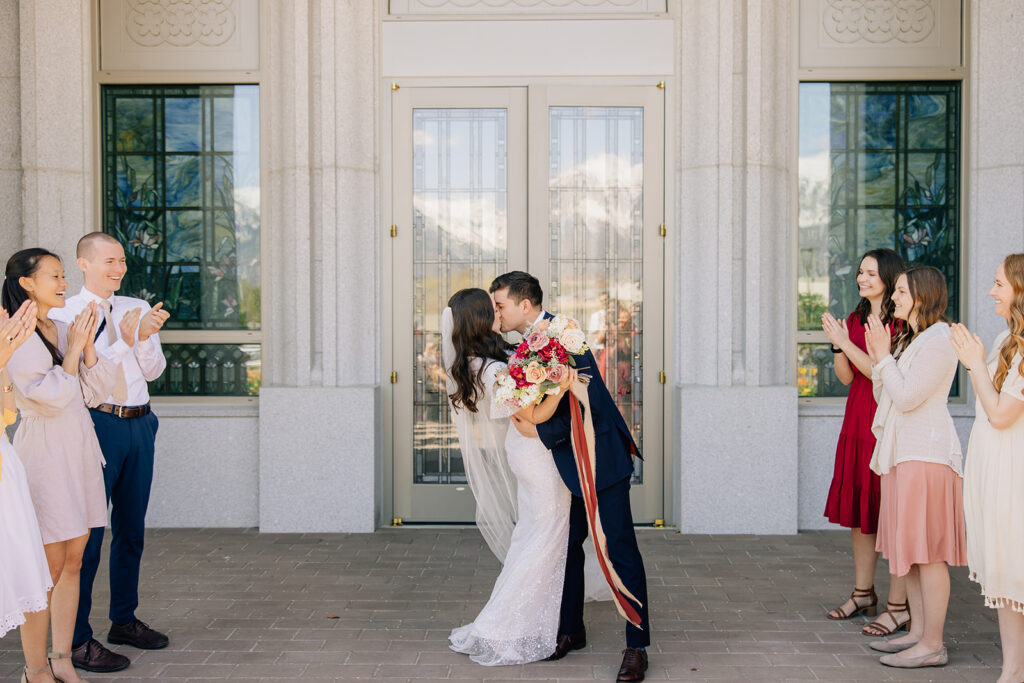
left=535, top=314, right=651, bottom=648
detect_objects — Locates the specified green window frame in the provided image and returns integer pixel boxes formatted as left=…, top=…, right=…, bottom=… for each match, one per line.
left=101, top=84, right=261, bottom=397
left=797, top=81, right=961, bottom=399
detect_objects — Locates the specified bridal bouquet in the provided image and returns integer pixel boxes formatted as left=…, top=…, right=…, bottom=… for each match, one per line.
left=495, top=314, right=589, bottom=410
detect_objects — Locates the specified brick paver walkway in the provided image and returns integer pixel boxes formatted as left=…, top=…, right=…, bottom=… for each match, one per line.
left=0, top=528, right=1001, bottom=682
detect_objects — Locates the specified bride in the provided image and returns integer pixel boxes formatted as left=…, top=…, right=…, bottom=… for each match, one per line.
left=442, top=288, right=577, bottom=666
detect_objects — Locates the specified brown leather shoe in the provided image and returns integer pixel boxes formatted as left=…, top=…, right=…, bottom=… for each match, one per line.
left=107, top=619, right=169, bottom=650
left=71, top=638, right=130, bottom=673
left=616, top=647, right=648, bottom=682
left=545, top=628, right=586, bottom=660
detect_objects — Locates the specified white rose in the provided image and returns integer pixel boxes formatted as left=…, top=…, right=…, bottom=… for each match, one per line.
left=559, top=327, right=587, bottom=354
left=548, top=314, right=568, bottom=336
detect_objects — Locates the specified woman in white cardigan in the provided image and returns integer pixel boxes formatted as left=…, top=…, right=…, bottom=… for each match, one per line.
left=863, top=265, right=966, bottom=670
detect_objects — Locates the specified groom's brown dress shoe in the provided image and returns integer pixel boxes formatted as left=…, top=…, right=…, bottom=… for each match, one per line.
left=546, top=629, right=586, bottom=660
left=616, top=647, right=648, bottom=682
left=71, top=638, right=130, bottom=673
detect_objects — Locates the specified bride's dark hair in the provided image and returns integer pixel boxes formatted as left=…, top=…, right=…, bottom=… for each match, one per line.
left=447, top=288, right=511, bottom=413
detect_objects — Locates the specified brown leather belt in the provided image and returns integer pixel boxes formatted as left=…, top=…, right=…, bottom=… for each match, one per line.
left=92, top=403, right=151, bottom=419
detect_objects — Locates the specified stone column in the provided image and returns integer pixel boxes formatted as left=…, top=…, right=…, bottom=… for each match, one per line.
left=259, top=1, right=380, bottom=532
left=967, top=0, right=1024, bottom=345
left=674, top=0, right=798, bottom=533
left=18, top=0, right=93, bottom=276
left=0, top=0, right=20, bottom=250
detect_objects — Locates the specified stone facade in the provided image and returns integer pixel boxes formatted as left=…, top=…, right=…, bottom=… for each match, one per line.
left=1, top=1, right=1021, bottom=534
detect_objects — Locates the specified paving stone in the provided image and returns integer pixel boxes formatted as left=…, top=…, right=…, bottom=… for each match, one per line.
left=0, top=528, right=1002, bottom=680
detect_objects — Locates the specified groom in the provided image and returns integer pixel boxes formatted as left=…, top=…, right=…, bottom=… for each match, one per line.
left=490, top=271, right=651, bottom=682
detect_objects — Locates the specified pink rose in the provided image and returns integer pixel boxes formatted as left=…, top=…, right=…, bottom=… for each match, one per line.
left=527, top=330, right=550, bottom=353
left=524, top=361, right=548, bottom=384
left=546, top=364, right=567, bottom=384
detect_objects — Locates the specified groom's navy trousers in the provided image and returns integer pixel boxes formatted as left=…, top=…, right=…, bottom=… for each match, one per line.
left=73, top=409, right=158, bottom=646
left=536, top=340, right=651, bottom=648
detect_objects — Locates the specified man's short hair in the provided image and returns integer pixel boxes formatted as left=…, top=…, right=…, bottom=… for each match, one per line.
left=489, top=271, right=543, bottom=307
left=77, top=231, right=123, bottom=259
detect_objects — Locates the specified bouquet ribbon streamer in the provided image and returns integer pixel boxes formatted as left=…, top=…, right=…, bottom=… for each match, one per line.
left=567, top=379, right=643, bottom=629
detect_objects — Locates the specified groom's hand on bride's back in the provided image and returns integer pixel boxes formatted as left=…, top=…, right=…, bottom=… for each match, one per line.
left=511, top=415, right=539, bottom=439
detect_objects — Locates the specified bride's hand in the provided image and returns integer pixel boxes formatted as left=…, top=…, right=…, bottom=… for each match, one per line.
left=511, top=414, right=538, bottom=438
left=558, top=367, right=576, bottom=391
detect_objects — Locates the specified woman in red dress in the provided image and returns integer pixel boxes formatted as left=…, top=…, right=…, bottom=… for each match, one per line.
left=821, top=248, right=910, bottom=637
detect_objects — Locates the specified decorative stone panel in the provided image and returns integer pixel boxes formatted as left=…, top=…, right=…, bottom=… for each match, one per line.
left=799, top=0, right=962, bottom=70
left=387, top=0, right=667, bottom=17
left=99, top=0, right=259, bottom=71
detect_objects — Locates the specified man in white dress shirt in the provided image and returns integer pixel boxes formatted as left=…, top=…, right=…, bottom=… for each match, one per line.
left=50, top=232, right=171, bottom=674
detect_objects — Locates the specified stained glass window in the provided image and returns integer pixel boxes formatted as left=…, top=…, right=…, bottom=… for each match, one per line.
left=102, top=85, right=260, bottom=396
left=798, top=82, right=960, bottom=398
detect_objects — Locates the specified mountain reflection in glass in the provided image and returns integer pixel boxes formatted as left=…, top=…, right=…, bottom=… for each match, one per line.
left=548, top=106, right=644, bottom=481
left=411, top=108, right=509, bottom=484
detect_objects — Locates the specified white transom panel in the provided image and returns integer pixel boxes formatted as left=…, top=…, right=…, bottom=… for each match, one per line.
left=799, top=0, right=962, bottom=70
left=99, top=0, right=260, bottom=71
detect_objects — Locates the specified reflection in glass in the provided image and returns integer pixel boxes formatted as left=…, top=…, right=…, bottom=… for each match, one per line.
left=150, top=343, right=260, bottom=397
left=797, top=344, right=850, bottom=399
left=798, top=82, right=960, bottom=397
left=412, top=108, right=509, bottom=485
left=102, top=85, right=261, bottom=334
left=548, top=106, right=644, bottom=480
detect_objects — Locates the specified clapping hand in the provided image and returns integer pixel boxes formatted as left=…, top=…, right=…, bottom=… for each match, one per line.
left=138, top=302, right=170, bottom=342
left=864, top=314, right=891, bottom=364
left=119, top=308, right=143, bottom=348
left=68, top=302, right=100, bottom=353
left=821, top=312, right=850, bottom=350
left=950, top=323, right=986, bottom=371
left=0, top=301, right=38, bottom=367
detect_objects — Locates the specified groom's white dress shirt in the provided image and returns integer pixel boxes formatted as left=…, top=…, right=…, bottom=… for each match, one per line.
left=50, top=287, right=167, bottom=406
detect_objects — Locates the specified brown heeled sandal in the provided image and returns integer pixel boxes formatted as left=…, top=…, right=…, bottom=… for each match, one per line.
left=47, top=650, right=89, bottom=683
left=862, top=600, right=911, bottom=636
left=21, top=663, right=58, bottom=683
left=827, top=586, right=878, bottom=620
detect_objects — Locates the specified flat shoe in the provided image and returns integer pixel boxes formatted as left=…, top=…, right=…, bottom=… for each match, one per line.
left=879, top=646, right=948, bottom=668
left=869, top=638, right=918, bottom=653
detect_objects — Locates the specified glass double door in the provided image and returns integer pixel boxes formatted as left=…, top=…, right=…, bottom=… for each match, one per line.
left=391, top=85, right=664, bottom=524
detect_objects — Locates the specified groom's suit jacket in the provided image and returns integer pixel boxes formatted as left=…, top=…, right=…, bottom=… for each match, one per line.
left=534, top=312, right=642, bottom=497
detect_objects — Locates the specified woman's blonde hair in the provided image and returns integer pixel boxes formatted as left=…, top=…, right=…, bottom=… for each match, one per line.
left=893, top=266, right=949, bottom=353
left=994, top=253, right=1024, bottom=391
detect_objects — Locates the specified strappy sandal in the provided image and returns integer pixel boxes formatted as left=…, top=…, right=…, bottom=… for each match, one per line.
left=21, top=664, right=57, bottom=683
left=826, top=586, right=877, bottom=620
left=862, top=600, right=911, bottom=636
left=47, top=650, right=89, bottom=683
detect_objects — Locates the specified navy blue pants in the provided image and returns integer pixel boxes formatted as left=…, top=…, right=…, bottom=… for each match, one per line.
left=559, top=476, right=651, bottom=648
left=73, top=410, right=158, bottom=647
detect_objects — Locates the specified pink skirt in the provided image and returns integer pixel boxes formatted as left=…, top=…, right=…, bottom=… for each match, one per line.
left=876, top=461, right=967, bottom=578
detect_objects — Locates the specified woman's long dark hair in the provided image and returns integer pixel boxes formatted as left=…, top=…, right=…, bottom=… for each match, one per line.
left=447, top=288, right=511, bottom=413
left=2, top=248, right=63, bottom=365
left=853, top=248, right=905, bottom=325
left=893, top=265, right=950, bottom=353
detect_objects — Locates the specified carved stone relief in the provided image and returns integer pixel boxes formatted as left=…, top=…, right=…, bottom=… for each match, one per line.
left=798, top=0, right=961, bottom=69
left=125, top=0, right=236, bottom=48
left=822, top=0, right=935, bottom=44
left=388, top=0, right=665, bottom=15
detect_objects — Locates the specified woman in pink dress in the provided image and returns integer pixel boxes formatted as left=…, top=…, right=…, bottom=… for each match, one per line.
left=865, top=266, right=966, bottom=669
left=821, top=248, right=910, bottom=637
left=3, top=248, right=123, bottom=683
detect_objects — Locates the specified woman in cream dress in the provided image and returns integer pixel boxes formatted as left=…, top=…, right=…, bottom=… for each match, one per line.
left=3, top=248, right=124, bottom=683
left=951, top=253, right=1024, bottom=683
left=0, top=300, right=55, bottom=683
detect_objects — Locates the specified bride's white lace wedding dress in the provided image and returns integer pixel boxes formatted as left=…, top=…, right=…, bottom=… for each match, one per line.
left=448, top=359, right=571, bottom=666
